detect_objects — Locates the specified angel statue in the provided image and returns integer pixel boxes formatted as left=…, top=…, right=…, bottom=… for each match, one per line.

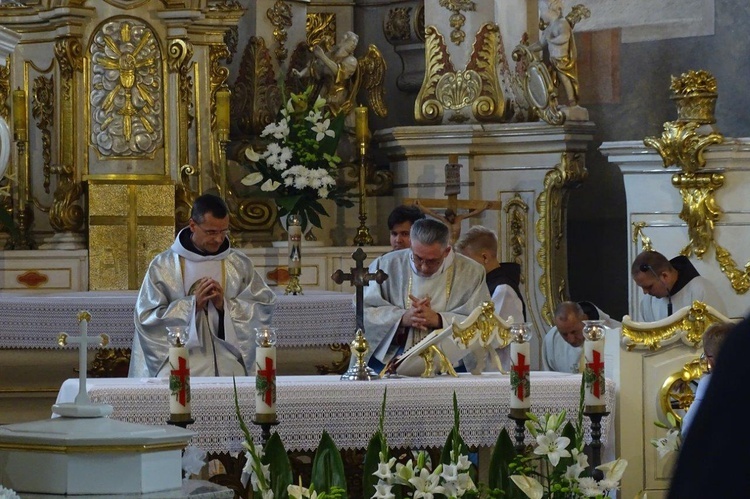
left=292, top=30, right=387, bottom=128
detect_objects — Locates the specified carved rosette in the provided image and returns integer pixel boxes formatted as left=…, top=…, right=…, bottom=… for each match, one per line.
left=535, top=152, right=587, bottom=325
left=90, top=20, right=163, bottom=157
left=384, top=7, right=411, bottom=41
left=415, top=24, right=507, bottom=124
left=267, top=0, right=293, bottom=62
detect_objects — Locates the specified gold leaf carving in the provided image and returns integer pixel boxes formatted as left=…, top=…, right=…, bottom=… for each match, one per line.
left=644, top=121, right=723, bottom=174
left=232, top=37, right=281, bottom=137
left=714, top=243, right=750, bottom=294
left=267, top=0, right=293, bottom=62
left=414, top=26, right=454, bottom=124
left=307, top=13, right=336, bottom=52
left=466, top=23, right=506, bottom=121
left=673, top=172, right=723, bottom=258
left=505, top=194, right=529, bottom=284
left=621, top=301, right=726, bottom=350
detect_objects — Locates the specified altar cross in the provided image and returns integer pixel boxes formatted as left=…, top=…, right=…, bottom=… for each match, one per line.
left=512, top=352, right=530, bottom=401
left=331, top=247, right=388, bottom=332
left=57, top=310, right=110, bottom=406
left=586, top=350, right=605, bottom=398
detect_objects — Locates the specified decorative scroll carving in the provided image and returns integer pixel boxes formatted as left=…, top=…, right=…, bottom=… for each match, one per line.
left=505, top=193, right=529, bottom=283
left=659, top=357, right=706, bottom=423
left=631, top=221, right=654, bottom=252
left=31, top=75, right=53, bottom=194
left=232, top=197, right=276, bottom=231
left=167, top=39, right=194, bottom=167
left=439, top=0, right=475, bottom=45
left=644, top=121, right=723, bottom=175
left=267, top=0, right=293, bottom=62
left=621, top=301, right=729, bottom=351
left=90, top=19, right=163, bottom=157
left=415, top=24, right=507, bottom=124
left=673, top=172, right=724, bottom=258
left=175, top=163, right=199, bottom=230
left=535, top=152, right=587, bottom=325
left=224, top=25, right=238, bottom=64
left=512, top=42, right=564, bottom=125
left=209, top=43, right=230, bottom=134
left=714, top=243, right=750, bottom=294
left=307, top=12, right=336, bottom=52
left=232, top=37, right=281, bottom=138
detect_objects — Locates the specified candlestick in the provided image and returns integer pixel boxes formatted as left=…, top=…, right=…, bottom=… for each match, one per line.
left=509, top=322, right=532, bottom=418
left=254, top=327, right=278, bottom=423
left=167, top=326, right=192, bottom=422
left=12, top=87, right=27, bottom=142
left=285, top=214, right=303, bottom=295
left=582, top=320, right=607, bottom=412
left=215, top=86, right=230, bottom=141
left=355, top=105, right=369, bottom=146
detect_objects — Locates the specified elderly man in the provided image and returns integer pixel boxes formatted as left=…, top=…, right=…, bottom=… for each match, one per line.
left=631, top=250, right=726, bottom=321
left=129, top=194, right=276, bottom=378
left=543, top=301, right=619, bottom=373
left=362, top=218, right=491, bottom=372
left=387, top=205, right=425, bottom=251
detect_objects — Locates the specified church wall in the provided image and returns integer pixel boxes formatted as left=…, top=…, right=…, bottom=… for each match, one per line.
left=567, top=0, right=750, bottom=319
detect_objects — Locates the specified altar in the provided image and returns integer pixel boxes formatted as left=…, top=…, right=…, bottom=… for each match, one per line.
left=55, top=373, right=616, bottom=455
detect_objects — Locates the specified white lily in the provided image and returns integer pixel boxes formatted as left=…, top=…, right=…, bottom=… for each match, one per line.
left=533, top=430, right=571, bottom=466
left=241, top=172, right=264, bottom=186
left=510, top=475, right=543, bottom=499
left=245, top=147, right=260, bottom=162
left=313, top=95, right=326, bottom=110
left=311, top=118, right=335, bottom=141
left=597, top=458, right=628, bottom=483
left=394, top=459, right=415, bottom=485
left=373, top=456, right=397, bottom=481
left=371, top=482, right=395, bottom=499
left=409, top=467, right=444, bottom=498
left=565, top=448, right=589, bottom=479
left=261, top=179, right=281, bottom=192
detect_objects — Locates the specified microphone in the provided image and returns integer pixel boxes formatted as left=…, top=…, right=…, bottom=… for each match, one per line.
left=640, top=263, right=673, bottom=315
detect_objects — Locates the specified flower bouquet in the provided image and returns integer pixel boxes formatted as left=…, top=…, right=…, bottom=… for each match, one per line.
left=241, top=86, right=354, bottom=233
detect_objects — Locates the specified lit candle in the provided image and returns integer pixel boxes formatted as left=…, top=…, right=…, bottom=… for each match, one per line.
left=215, top=86, right=230, bottom=140
left=167, top=326, right=191, bottom=420
left=254, top=327, right=278, bottom=423
left=509, top=323, right=532, bottom=417
left=355, top=106, right=369, bottom=144
left=582, top=320, right=606, bottom=412
left=12, top=87, right=27, bottom=142
left=287, top=214, right=302, bottom=271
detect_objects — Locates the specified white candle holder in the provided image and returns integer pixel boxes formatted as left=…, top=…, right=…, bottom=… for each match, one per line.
left=582, top=320, right=607, bottom=413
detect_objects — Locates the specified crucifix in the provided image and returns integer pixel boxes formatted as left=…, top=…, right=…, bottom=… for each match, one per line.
left=331, top=247, right=388, bottom=380
left=404, top=155, right=502, bottom=244
left=52, top=310, right=113, bottom=418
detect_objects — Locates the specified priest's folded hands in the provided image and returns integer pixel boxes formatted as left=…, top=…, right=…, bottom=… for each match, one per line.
left=400, top=294, right=443, bottom=329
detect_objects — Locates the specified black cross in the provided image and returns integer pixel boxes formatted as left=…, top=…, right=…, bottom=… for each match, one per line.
left=331, top=247, right=388, bottom=332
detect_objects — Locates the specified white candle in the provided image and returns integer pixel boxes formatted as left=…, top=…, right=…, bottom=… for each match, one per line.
left=168, top=345, right=191, bottom=417
left=255, top=327, right=278, bottom=423
left=510, top=341, right=531, bottom=411
left=287, top=215, right=302, bottom=271
left=583, top=338, right=606, bottom=409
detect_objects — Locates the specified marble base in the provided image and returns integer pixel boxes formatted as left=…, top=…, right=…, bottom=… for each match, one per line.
left=0, top=417, right=193, bottom=495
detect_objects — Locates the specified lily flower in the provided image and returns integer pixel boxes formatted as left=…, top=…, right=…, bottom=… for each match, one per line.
left=245, top=147, right=260, bottom=162
left=373, top=456, right=397, bottom=481
left=241, top=172, right=263, bottom=186
left=409, top=467, right=444, bottom=498
left=533, top=430, right=571, bottom=466
left=261, top=179, right=281, bottom=192
left=311, top=118, right=335, bottom=141
left=510, top=475, right=543, bottom=499
left=371, top=482, right=395, bottom=499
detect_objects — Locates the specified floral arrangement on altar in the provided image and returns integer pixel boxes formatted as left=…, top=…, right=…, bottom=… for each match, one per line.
left=241, top=86, right=354, bottom=232
left=651, top=412, right=682, bottom=459
left=233, top=381, right=627, bottom=499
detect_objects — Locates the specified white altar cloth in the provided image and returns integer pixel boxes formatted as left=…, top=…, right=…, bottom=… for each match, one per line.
left=0, top=290, right=355, bottom=350
left=55, top=373, right=615, bottom=455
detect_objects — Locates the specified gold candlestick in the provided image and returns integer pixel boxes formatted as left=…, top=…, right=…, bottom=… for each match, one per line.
left=353, top=106, right=373, bottom=246
left=8, top=88, right=35, bottom=249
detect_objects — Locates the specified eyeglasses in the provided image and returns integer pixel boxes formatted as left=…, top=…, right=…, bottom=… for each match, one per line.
left=195, top=225, right=230, bottom=237
left=411, top=252, right=444, bottom=268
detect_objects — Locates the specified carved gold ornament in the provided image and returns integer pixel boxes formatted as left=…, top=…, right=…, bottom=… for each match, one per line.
left=512, top=43, right=564, bottom=125
left=90, top=19, right=163, bottom=158
left=536, top=152, right=587, bottom=325
left=439, top=0, right=476, bottom=45
left=631, top=221, right=653, bottom=252
left=384, top=7, right=411, bottom=41
left=451, top=301, right=513, bottom=374
left=659, top=357, right=707, bottom=423
left=673, top=172, right=724, bottom=258
left=232, top=37, right=281, bottom=137
left=505, top=194, right=529, bottom=284
left=267, top=0, right=293, bottom=62
left=416, top=24, right=508, bottom=124
left=167, top=39, right=194, bottom=168
left=643, top=121, right=723, bottom=175
left=307, top=13, right=336, bottom=53
left=621, top=300, right=730, bottom=351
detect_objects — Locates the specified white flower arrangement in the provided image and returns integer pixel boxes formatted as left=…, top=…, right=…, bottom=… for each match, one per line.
left=241, top=87, right=353, bottom=231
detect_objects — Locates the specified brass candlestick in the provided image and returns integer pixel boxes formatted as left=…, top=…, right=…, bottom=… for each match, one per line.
left=353, top=106, right=373, bottom=246
left=8, top=88, right=35, bottom=249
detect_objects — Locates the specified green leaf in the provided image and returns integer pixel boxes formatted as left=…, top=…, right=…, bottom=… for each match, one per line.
left=488, top=428, right=516, bottom=491
left=311, top=431, right=347, bottom=495
left=362, top=432, right=384, bottom=499
left=264, top=432, right=293, bottom=499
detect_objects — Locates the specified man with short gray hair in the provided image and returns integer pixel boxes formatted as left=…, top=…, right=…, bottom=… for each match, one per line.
left=362, top=218, right=491, bottom=372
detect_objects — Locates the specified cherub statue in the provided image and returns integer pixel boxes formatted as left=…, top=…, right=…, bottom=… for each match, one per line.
left=414, top=200, right=491, bottom=244
left=292, top=31, right=387, bottom=127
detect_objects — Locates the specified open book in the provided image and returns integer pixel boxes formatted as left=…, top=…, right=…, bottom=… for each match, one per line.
left=393, top=324, right=468, bottom=377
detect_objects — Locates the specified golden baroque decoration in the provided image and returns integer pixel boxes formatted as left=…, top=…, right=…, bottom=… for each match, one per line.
left=535, top=152, right=587, bottom=325
left=267, top=0, right=293, bottom=62
left=659, top=357, right=707, bottom=423
left=415, top=24, right=507, bottom=124
left=232, top=36, right=281, bottom=137
left=31, top=75, right=53, bottom=195
left=0, top=58, right=9, bottom=121
left=714, top=243, right=750, bottom=294
left=48, top=162, right=85, bottom=233
left=306, top=13, right=336, bottom=53
left=670, top=69, right=718, bottom=124
left=439, top=0, right=476, bottom=45
left=643, top=121, right=723, bottom=174
left=175, top=163, right=199, bottom=230
left=673, top=172, right=724, bottom=259
left=512, top=42, right=564, bottom=126
left=167, top=39, right=195, bottom=166
left=209, top=42, right=230, bottom=144
left=631, top=221, right=654, bottom=252
left=384, top=7, right=412, bottom=41
left=505, top=193, right=529, bottom=284
left=621, top=300, right=728, bottom=351
left=232, top=197, right=276, bottom=232
left=89, top=19, right=163, bottom=157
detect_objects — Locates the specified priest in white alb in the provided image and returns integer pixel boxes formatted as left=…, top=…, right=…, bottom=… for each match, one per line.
left=362, top=218, right=491, bottom=372
left=129, top=194, right=276, bottom=377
